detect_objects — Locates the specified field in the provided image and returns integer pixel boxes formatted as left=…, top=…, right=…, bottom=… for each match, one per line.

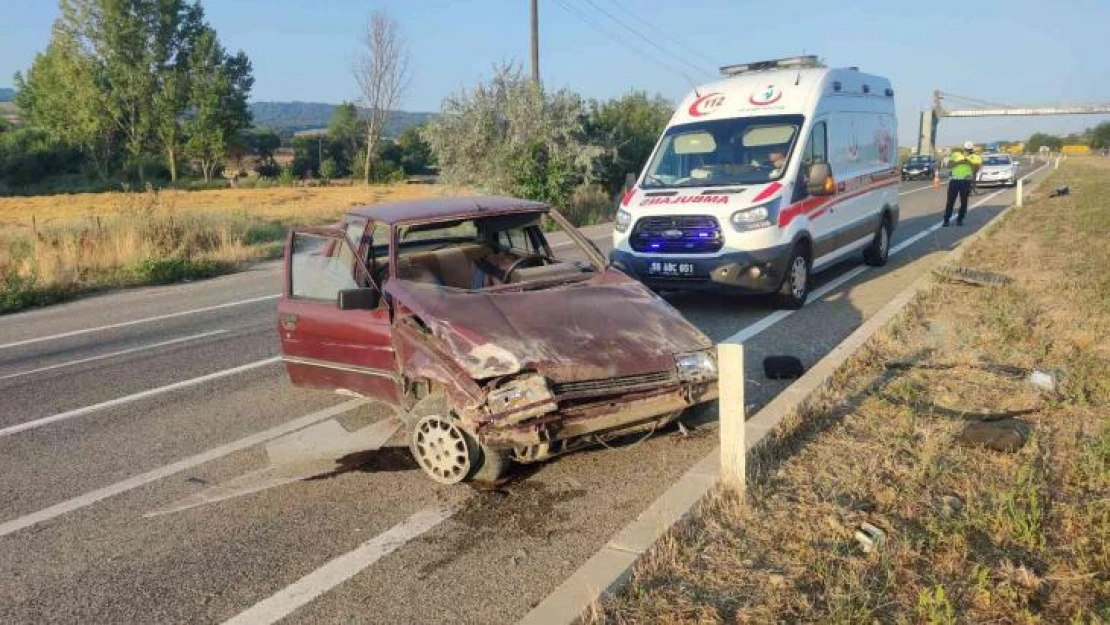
left=593, top=160, right=1110, bottom=623
left=0, top=183, right=460, bottom=313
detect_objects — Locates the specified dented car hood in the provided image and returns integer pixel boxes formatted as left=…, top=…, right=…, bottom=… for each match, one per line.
left=387, top=272, right=711, bottom=382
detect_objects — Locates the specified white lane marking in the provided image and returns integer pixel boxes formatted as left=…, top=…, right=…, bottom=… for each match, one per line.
left=0, top=356, right=282, bottom=438
left=0, top=294, right=280, bottom=351
left=899, top=183, right=935, bottom=196
left=0, top=398, right=365, bottom=539
left=0, top=330, right=228, bottom=382
left=222, top=505, right=456, bottom=625
left=724, top=163, right=1047, bottom=344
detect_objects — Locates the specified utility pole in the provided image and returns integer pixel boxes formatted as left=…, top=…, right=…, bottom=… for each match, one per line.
left=530, top=0, right=540, bottom=85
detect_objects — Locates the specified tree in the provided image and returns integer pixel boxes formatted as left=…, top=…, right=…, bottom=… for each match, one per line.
left=1090, top=122, right=1110, bottom=150
left=14, top=0, right=252, bottom=185
left=184, top=27, right=253, bottom=182
left=15, top=37, right=116, bottom=180
left=352, top=11, right=411, bottom=183
left=1026, top=132, right=1063, bottom=153
left=585, top=91, right=672, bottom=195
left=239, top=128, right=281, bottom=173
left=396, top=124, right=433, bottom=175
left=327, top=101, right=364, bottom=172
left=423, top=63, right=590, bottom=206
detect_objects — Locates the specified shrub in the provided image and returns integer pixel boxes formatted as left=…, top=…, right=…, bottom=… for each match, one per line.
left=277, top=164, right=295, bottom=186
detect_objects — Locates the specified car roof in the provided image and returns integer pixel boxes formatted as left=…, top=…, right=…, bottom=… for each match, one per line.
left=346, top=195, right=550, bottom=225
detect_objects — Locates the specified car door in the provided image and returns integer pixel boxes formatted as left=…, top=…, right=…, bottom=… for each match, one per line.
left=277, top=226, right=403, bottom=405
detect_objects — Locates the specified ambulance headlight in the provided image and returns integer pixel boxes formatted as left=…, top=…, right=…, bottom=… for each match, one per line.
left=729, top=198, right=779, bottom=232
left=615, top=209, right=632, bottom=233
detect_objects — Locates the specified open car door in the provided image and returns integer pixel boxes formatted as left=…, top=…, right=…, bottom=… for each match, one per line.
left=276, top=226, right=402, bottom=404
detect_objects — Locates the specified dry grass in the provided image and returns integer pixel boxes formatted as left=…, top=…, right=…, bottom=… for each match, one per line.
left=0, top=183, right=459, bottom=313
left=594, top=159, right=1110, bottom=623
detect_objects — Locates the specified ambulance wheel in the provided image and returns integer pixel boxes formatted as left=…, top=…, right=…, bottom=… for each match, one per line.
left=776, top=243, right=810, bottom=310
left=863, top=216, right=891, bottom=267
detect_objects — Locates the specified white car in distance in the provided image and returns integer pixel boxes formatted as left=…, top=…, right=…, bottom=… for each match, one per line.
left=977, top=154, right=1019, bottom=187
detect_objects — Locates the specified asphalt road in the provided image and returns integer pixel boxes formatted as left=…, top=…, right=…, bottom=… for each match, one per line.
left=0, top=162, right=1048, bottom=624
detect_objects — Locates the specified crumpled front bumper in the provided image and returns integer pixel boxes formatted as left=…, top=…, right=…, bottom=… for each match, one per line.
left=478, top=381, right=718, bottom=448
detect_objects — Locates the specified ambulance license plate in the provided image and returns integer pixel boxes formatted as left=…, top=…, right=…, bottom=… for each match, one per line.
left=647, top=261, right=698, bottom=277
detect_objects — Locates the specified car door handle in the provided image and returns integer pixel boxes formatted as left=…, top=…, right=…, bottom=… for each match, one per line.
left=280, top=314, right=299, bottom=331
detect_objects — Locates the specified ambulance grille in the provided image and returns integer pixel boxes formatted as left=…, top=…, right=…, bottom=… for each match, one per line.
left=630, top=215, right=723, bottom=254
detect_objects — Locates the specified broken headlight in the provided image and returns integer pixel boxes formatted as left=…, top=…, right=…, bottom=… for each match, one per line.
left=675, top=350, right=717, bottom=383
left=486, top=374, right=554, bottom=414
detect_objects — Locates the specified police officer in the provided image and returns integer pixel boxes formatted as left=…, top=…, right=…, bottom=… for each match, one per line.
left=944, top=141, right=982, bottom=226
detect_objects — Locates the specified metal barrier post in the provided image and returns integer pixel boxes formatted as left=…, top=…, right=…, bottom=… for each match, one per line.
left=718, top=342, right=745, bottom=493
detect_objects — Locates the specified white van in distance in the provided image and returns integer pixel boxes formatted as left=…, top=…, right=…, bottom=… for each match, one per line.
left=610, top=56, right=899, bottom=308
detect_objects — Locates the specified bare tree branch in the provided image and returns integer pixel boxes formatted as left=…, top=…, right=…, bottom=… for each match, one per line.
left=352, top=11, right=411, bottom=183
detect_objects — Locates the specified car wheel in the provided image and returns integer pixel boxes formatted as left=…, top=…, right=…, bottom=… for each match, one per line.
left=776, top=243, right=811, bottom=310
left=863, top=216, right=891, bottom=267
left=410, top=414, right=475, bottom=484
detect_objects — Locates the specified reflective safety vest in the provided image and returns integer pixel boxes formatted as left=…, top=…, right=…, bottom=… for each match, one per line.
left=949, top=151, right=982, bottom=180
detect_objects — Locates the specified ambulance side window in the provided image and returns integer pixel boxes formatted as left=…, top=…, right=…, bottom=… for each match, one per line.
left=795, top=121, right=828, bottom=201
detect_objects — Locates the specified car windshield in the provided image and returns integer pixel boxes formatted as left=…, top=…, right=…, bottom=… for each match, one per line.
left=983, top=156, right=1011, bottom=166
left=385, top=211, right=601, bottom=291
left=642, top=115, right=804, bottom=188
left=906, top=158, right=931, bottom=166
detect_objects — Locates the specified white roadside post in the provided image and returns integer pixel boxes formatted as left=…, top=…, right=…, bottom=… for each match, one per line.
left=717, top=342, right=745, bottom=494
left=1016, top=178, right=1024, bottom=207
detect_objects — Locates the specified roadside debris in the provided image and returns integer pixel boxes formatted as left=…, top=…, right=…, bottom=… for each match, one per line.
left=957, top=418, right=1030, bottom=453
left=1048, top=185, right=1070, bottom=197
left=932, top=265, right=1014, bottom=287
left=854, top=522, right=886, bottom=553
left=939, top=495, right=964, bottom=518
left=1028, top=369, right=1058, bottom=394
left=763, top=355, right=805, bottom=380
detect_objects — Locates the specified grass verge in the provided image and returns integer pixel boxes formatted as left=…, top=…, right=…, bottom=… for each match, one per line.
left=0, top=183, right=457, bottom=314
left=593, top=159, right=1110, bottom=623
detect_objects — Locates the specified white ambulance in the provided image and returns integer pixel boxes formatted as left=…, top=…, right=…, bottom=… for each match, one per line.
left=610, top=56, right=899, bottom=308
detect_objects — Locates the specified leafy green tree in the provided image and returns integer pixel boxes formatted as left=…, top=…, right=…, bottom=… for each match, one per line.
left=327, top=102, right=363, bottom=172
left=14, top=0, right=252, bottom=186
left=396, top=125, right=433, bottom=175
left=184, top=27, right=253, bottom=181
left=585, top=91, right=672, bottom=195
left=423, top=63, right=588, bottom=206
left=1089, top=122, right=1110, bottom=150
left=15, top=37, right=116, bottom=180
left=1026, top=132, right=1063, bottom=153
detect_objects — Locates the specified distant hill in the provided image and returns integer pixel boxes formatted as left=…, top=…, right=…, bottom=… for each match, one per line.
left=248, top=101, right=435, bottom=138
left=0, top=87, right=14, bottom=102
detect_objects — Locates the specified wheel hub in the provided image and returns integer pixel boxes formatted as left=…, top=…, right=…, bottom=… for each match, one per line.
left=411, top=415, right=472, bottom=484
left=791, top=257, right=807, bottom=299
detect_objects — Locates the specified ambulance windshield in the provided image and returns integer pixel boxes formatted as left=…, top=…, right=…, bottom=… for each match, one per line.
left=642, top=115, right=804, bottom=188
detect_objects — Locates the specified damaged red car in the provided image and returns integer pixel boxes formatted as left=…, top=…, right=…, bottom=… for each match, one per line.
left=277, top=196, right=718, bottom=483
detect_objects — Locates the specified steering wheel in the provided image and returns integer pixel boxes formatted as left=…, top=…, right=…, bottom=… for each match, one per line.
left=504, top=254, right=549, bottom=283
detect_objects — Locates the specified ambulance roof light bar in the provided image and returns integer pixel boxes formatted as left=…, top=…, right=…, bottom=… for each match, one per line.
left=719, top=55, right=825, bottom=77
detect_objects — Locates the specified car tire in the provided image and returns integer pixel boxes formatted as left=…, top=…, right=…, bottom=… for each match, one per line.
left=863, top=216, right=891, bottom=267
left=775, top=243, right=811, bottom=310
left=466, top=432, right=510, bottom=484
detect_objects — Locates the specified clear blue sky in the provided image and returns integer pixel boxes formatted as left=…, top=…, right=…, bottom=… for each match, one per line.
left=3, top=0, right=1108, bottom=147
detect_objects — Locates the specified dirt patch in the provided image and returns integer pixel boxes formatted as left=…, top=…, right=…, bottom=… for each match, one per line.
left=593, top=159, right=1110, bottom=623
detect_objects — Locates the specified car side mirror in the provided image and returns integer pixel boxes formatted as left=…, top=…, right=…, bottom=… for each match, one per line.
left=337, top=287, right=379, bottom=311
left=807, top=162, right=835, bottom=196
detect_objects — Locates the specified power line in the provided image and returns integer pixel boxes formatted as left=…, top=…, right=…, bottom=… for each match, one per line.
left=550, top=0, right=708, bottom=87
left=602, top=0, right=718, bottom=68
left=577, top=0, right=708, bottom=78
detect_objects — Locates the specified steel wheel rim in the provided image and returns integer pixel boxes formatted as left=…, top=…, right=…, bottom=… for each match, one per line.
left=790, top=256, right=807, bottom=299
left=412, top=415, right=471, bottom=484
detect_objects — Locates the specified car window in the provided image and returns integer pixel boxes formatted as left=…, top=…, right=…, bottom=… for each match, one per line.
left=983, top=156, right=1011, bottom=166
left=344, top=218, right=367, bottom=247
left=290, top=233, right=364, bottom=301
left=794, top=121, right=827, bottom=201
left=367, top=222, right=391, bottom=266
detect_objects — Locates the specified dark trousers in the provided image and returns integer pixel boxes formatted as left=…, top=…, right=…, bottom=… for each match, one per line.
left=944, top=178, right=971, bottom=224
